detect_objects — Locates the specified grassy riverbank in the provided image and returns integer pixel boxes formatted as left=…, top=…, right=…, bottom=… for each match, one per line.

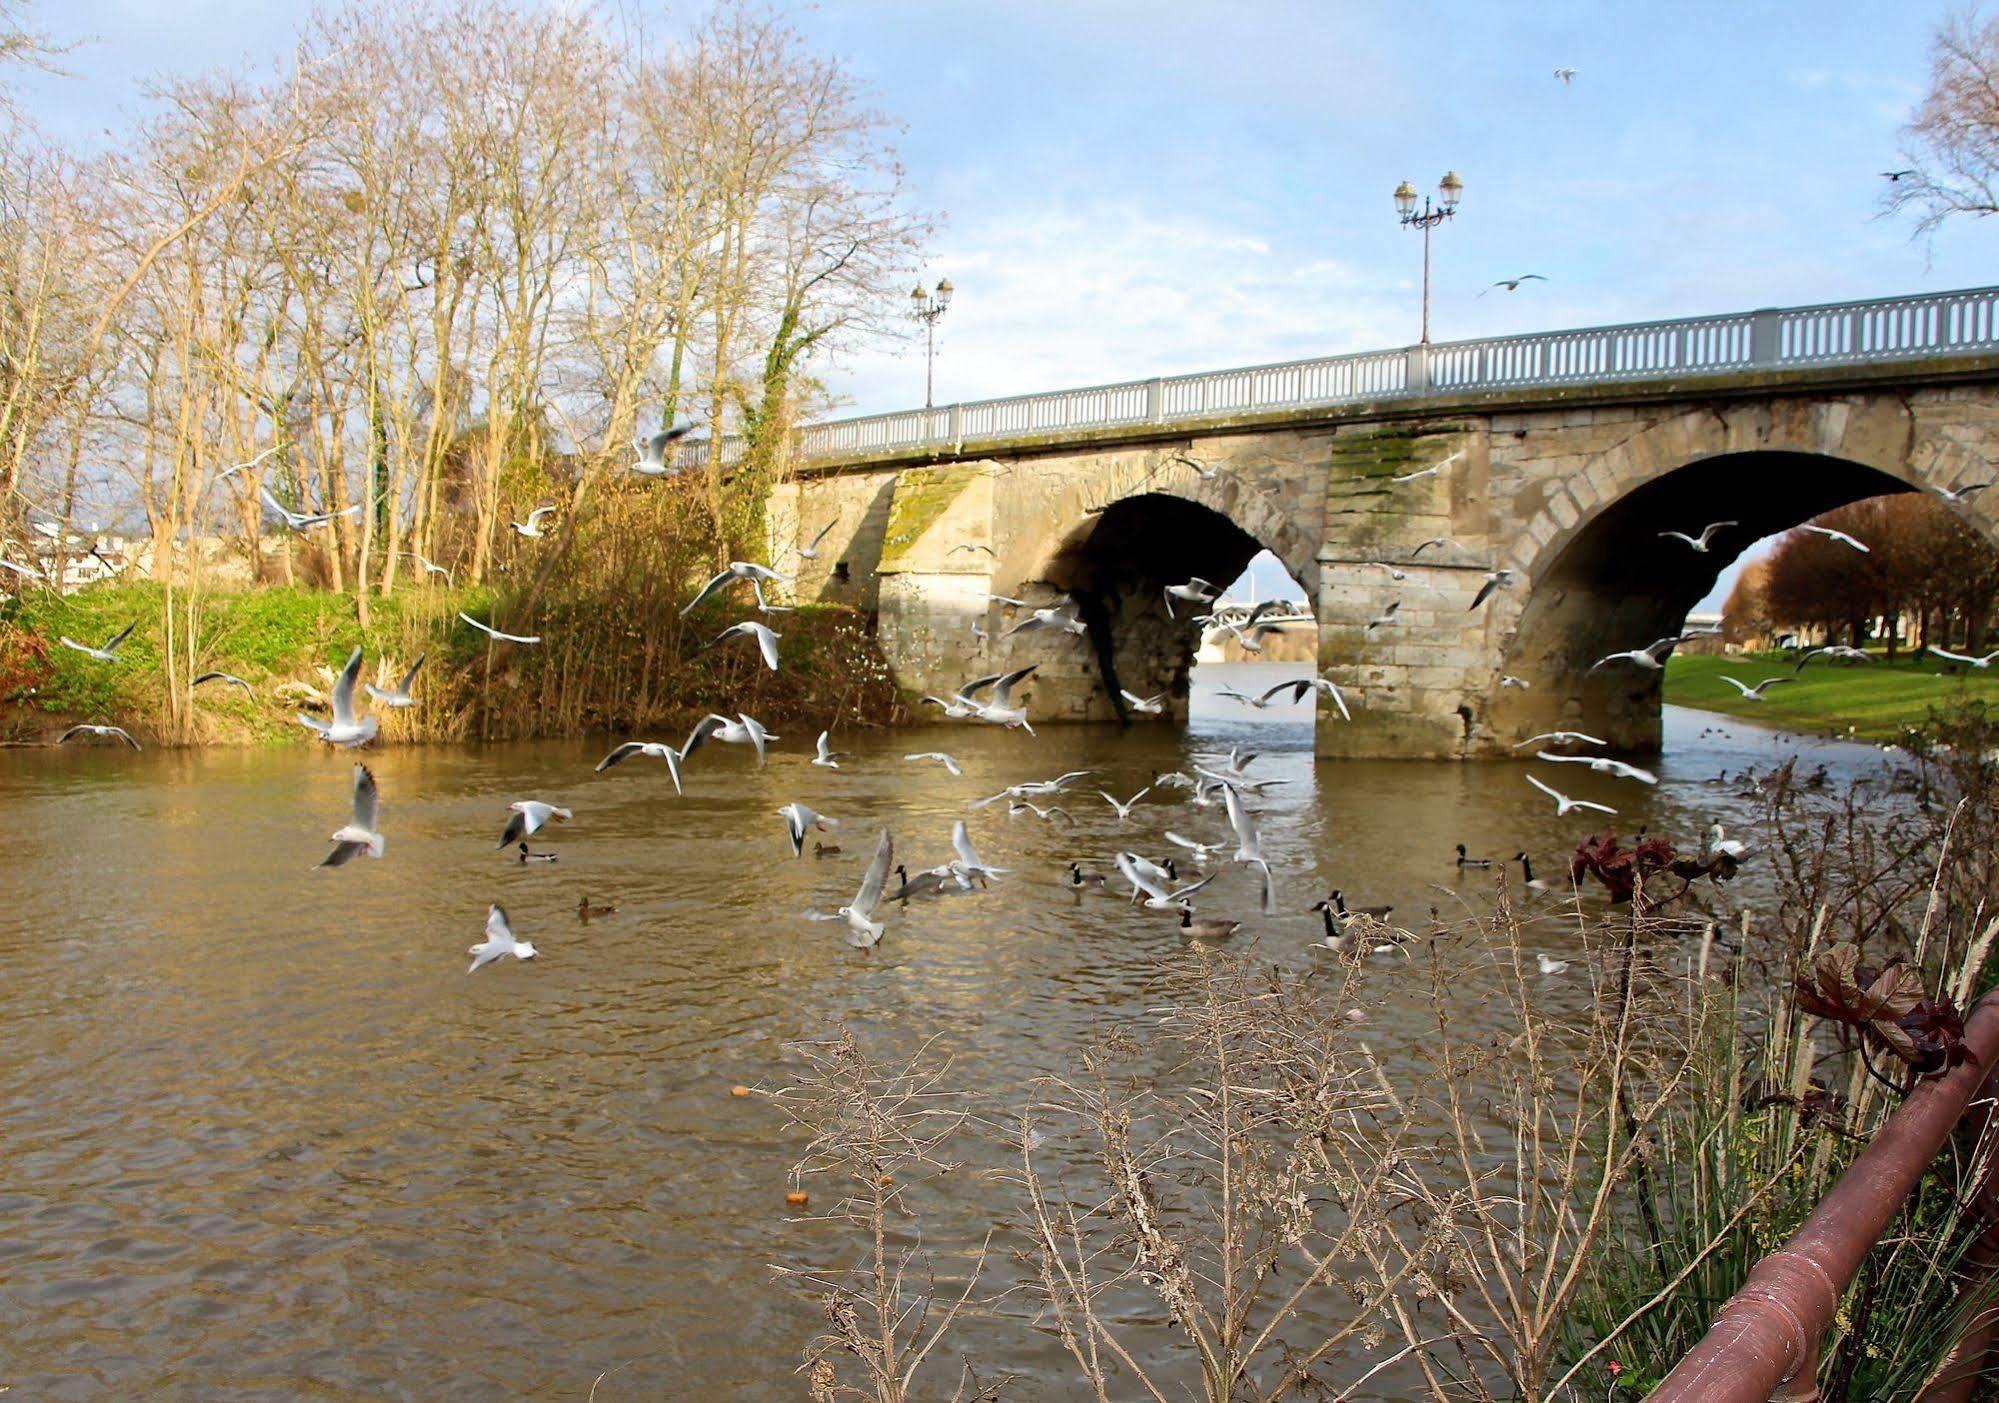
left=1662, top=650, right=1999, bottom=741
left=0, top=581, right=907, bottom=746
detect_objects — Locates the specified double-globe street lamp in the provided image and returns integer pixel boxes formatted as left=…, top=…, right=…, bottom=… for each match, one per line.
left=1394, top=170, right=1463, bottom=345
left=909, top=277, right=954, bottom=409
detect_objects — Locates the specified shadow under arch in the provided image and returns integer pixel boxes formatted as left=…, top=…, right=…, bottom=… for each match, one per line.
left=1492, top=449, right=1942, bottom=753
left=1034, top=492, right=1287, bottom=721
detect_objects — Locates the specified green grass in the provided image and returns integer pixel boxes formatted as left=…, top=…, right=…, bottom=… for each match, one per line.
left=1663, top=650, right=1999, bottom=741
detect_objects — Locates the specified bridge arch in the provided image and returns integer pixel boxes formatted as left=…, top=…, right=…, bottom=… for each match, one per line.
left=1478, top=399, right=1999, bottom=752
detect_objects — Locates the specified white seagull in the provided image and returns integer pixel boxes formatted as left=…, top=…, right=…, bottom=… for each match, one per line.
left=1512, top=730, right=1607, bottom=749
left=0, top=556, right=42, bottom=580
left=1718, top=674, right=1797, bottom=701
left=1500, top=675, right=1532, bottom=690
left=807, top=830, right=895, bottom=948
left=216, top=444, right=280, bottom=480
left=594, top=741, right=684, bottom=794
left=683, top=712, right=776, bottom=768
left=681, top=562, right=794, bottom=615
left=779, top=802, right=837, bottom=857
left=1930, top=646, right=1999, bottom=669
left=1588, top=636, right=1682, bottom=671
left=1537, top=752, right=1659, bottom=785
left=57, top=723, right=139, bottom=749
left=259, top=485, right=358, bottom=532
left=411, top=552, right=453, bottom=586
left=510, top=505, right=558, bottom=538
left=459, top=612, right=541, bottom=645
left=1936, top=480, right=1995, bottom=503
left=904, top=751, right=963, bottom=776
left=363, top=651, right=426, bottom=709
left=1221, top=782, right=1278, bottom=915
left=1114, top=851, right=1217, bottom=910
left=1658, top=521, right=1738, bottom=553
left=1469, top=569, right=1518, bottom=610
left=1001, top=602, right=1085, bottom=638
left=812, top=731, right=845, bottom=768
left=950, top=821, right=1007, bottom=882
left=632, top=422, right=695, bottom=476
left=1799, top=523, right=1870, bottom=553
left=1256, top=677, right=1352, bottom=719
left=1365, top=602, right=1402, bottom=632
left=318, top=763, right=384, bottom=868
left=297, top=646, right=378, bottom=748
left=59, top=621, right=137, bottom=663
left=969, top=664, right=1040, bottom=732
left=497, top=800, right=571, bottom=849
left=1120, top=689, right=1167, bottom=714
left=1098, top=786, right=1151, bottom=821
left=468, top=904, right=537, bottom=973
left=1526, top=773, right=1616, bottom=816
left=708, top=620, right=781, bottom=671
left=797, top=517, right=839, bottom=560
left=192, top=671, right=255, bottom=695
left=1391, top=447, right=1464, bottom=483
left=1164, top=577, right=1220, bottom=618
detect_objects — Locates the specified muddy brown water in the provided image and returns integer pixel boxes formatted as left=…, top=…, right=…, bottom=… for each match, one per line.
left=0, top=665, right=1905, bottom=1399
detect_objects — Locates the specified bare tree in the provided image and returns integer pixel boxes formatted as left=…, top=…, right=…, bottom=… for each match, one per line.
left=1886, top=8, right=1999, bottom=235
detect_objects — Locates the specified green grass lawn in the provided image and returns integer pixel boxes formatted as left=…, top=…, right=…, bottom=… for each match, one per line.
left=1663, top=650, right=1999, bottom=741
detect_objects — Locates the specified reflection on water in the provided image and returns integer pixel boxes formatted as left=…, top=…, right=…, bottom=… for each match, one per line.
left=0, top=664, right=1908, bottom=1399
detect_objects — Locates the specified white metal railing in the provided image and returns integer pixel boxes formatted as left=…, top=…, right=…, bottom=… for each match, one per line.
left=674, top=285, right=1999, bottom=471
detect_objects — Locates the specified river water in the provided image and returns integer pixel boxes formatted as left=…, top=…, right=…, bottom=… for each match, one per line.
left=0, top=664, right=1909, bottom=1399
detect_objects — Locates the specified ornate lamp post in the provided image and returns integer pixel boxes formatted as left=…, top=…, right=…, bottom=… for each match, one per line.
left=1394, top=170, right=1463, bottom=345
left=909, top=277, right=954, bottom=409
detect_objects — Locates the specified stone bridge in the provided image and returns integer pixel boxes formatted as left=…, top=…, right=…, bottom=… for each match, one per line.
left=748, top=286, right=1999, bottom=757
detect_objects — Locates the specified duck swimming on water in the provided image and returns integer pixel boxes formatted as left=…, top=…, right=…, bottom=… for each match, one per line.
left=1455, top=844, right=1492, bottom=869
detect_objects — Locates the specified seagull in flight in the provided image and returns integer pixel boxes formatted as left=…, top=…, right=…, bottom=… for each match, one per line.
left=1795, top=645, right=1874, bottom=669
left=1500, top=675, right=1531, bottom=690
left=1526, top=774, right=1616, bottom=816
left=683, top=712, right=776, bottom=768
left=1469, top=569, right=1518, bottom=610
left=805, top=830, right=895, bottom=947
left=1935, top=480, right=1995, bottom=503
left=779, top=803, right=837, bottom=857
left=59, top=621, right=137, bottom=663
left=1408, top=537, right=1451, bottom=558
left=509, top=505, right=558, bottom=539
left=812, top=731, right=845, bottom=768
left=259, top=485, right=358, bottom=532
left=467, top=904, right=537, bottom=973
left=1391, top=448, right=1464, bottom=483
left=1001, top=602, right=1085, bottom=638
left=459, top=612, right=541, bottom=645
left=1588, top=636, right=1683, bottom=671
left=1368, top=562, right=1408, bottom=581
left=798, top=517, right=839, bottom=559
left=949, top=542, right=997, bottom=557
left=904, top=751, right=962, bottom=776
left=594, top=740, right=685, bottom=794
left=497, top=800, right=571, bottom=849
left=363, top=651, right=426, bottom=709
left=1365, top=601, right=1402, bottom=632
left=1164, top=577, right=1220, bottom=618
left=632, top=421, right=695, bottom=477
left=1098, top=786, right=1151, bottom=821
left=1554, top=67, right=1577, bottom=83
left=1170, top=451, right=1222, bottom=480
left=0, top=556, right=41, bottom=581
left=708, top=620, right=781, bottom=671
left=297, top=646, right=378, bottom=747
left=1931, top=646, right=1999, bottom=669
left=1658, top=521, right=1738, bottom=552
left=1482, top=275, right=1547, bottom=295
left=681, top=561, right=793, bottom=615
left=317, top=763, right=384, bottom=868
left=1120, top=689, right=1166, bottom=714
left=1880, top=168, right=1917, bottom=181
left=1718, top=674, right=1797, bottom=700
left=410, top=552, right=453, bottom=586
left=1220, top=782, right=1278, bottom=915
left=1537, top=752, right=1659, bottom=785
left=970, top=769, right=1092, bottom=808
left=1511, top=731, right=1606, bottom=749
left=969, top=664, right=1040, bottom=732
left=1256, top=676, right=1352, bottom=720
left=217, top=444, right=280, bottom=480
left=950, top=821, right=1007, bottom=882
left=192, top=671, right=254, bottom=695
left=1799, top=523, right=1869, bottom=553
left=57, top=723, right=138, bottom=748
left=1114, top=851, right=1217, bottom=911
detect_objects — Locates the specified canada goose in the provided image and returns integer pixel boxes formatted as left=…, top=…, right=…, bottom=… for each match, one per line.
left=814, top=841, right=842, bottom=858
left=517, top=843, right=557, bottom=864
left=1514, top=854, right=1554, bottom=892
left=1064, top=862, right=1106, bottom=890
left=1309, top=902, right=1353, bottom=952
left=577, top=895, right=616, bottom=922
left=1330, top=889, right=1392, bottom=920
left=1178, top=903, right=1241, bottom=940
left=1455, top=844, right=1491, bottom=869
left=891, top=865, right=950, bottom=900
left=1310, top=898, right=1404, bottom=955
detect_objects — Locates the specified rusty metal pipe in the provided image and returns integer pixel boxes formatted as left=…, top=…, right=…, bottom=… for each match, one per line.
left=1651, top=992, right=1999, bottom=1403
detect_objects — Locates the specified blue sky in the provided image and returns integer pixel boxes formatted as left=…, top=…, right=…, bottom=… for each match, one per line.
left=15, top=0, right=1989, bottom=604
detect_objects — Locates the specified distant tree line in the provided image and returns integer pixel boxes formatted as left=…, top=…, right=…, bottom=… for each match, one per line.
left=0, top=0, right=927, bottom=603
left=1724, top=495, right=1999, bottom=654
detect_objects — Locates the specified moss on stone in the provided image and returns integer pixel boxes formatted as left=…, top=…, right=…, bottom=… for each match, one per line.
left=879, top=466, right=981, bottom=570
